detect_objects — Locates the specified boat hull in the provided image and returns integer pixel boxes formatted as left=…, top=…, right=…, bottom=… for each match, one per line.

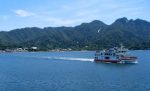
left=94, top=58, right=137, bottom=64
left=94, top=59, right=120, bottom=63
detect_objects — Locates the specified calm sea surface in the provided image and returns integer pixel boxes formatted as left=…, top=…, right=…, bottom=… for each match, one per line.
left=0, top=51, right=150, bottom=91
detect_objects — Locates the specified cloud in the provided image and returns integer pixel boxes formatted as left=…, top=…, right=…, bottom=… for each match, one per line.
left=14, top=9, right=34, bottom=17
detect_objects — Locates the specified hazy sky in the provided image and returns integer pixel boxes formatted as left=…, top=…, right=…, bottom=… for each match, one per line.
left=0, top=0, right=149, bottom=31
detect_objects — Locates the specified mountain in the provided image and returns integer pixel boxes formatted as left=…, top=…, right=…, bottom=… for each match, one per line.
left=0, top=17, right=150, bottom=50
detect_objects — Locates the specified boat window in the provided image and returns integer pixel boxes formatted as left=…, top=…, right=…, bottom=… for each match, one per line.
left=105, top=57, right=110, bottom=59
left=113, top=53, right=115, bottom=56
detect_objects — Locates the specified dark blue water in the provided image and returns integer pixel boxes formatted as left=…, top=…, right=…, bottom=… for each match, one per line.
left=0, top=51, right=150, bottom=91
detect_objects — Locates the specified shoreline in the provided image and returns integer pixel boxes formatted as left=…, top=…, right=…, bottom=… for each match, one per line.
left=0, top=50, right=149, bottom=53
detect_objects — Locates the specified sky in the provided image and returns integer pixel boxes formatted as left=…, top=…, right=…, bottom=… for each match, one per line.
left=0, top=0, right=149, bottom=31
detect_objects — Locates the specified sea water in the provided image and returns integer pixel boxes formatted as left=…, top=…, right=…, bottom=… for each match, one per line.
left=0, top=51, right=150, bottom=91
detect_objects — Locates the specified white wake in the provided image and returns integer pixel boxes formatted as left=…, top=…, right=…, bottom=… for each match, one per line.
left=45, top=57, right=94, bottom=62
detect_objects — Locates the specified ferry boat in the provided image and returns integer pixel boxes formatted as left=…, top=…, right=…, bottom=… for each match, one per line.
left=94, top=44, right=138, bottom=64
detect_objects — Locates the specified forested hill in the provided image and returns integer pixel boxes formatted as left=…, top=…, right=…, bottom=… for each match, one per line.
left=0, top=17, right=150, bottom=50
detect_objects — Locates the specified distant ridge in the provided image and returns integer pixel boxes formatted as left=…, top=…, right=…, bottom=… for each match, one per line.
left=0, top=17, right=150, bottom=50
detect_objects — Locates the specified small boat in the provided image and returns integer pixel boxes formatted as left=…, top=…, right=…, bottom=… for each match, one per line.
left=94, top=44, right=138, bottom=64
